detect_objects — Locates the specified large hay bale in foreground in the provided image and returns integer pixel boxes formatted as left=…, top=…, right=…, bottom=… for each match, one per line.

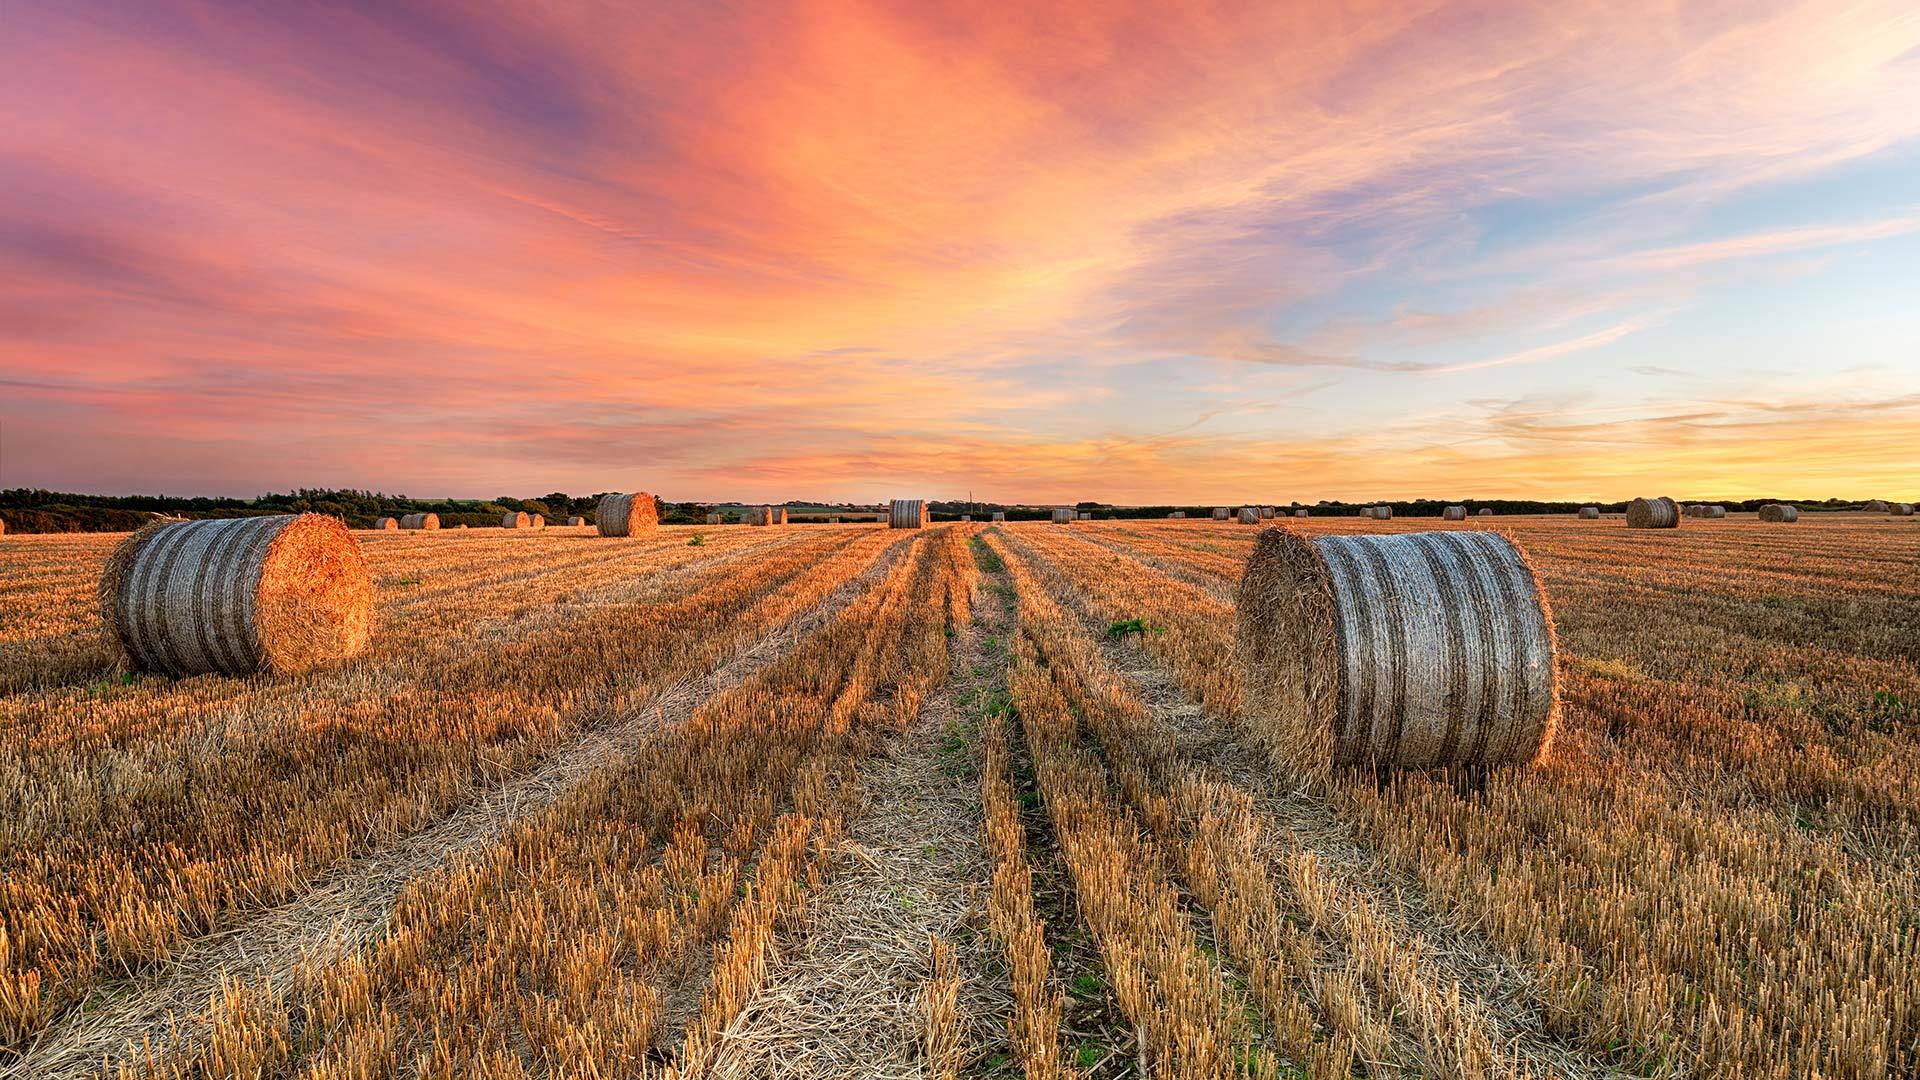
left=503, top=511, right=530, bottom=529
left=597, top=492, right=658, bottom=537
left=1626, top=497, right=1678, bottom=529
left=374, top=517, right=399, bottom=530
left=1442, top=505, right=1466, bottom=521
left=890, top=499, right=929, bottom=529
left=1051, top=508, right=1074, bottom=524
left=1578, top=507, right=1600, bottom=519
left=400, top=513, right=438, bottom=530
left=99, top=514, right=373, bottom=677
left=1758, top=504, right=1799, bottom=522
left=1212, top=507, right=1230, bottom=520
left=1236, top=527, right=1558, bottom=774
left=1238, top=507, right=1259, bottom=524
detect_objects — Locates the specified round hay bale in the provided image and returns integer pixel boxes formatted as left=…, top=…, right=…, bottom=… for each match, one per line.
left=1077, top=511, right=1092, bottom=521
left=1758, top=503, right=1799, bottom=522
left=596, top=493, right=658, bottom=537
left=1442, top=506, right=1466, bottom=521
left=1889, top=503, right=1915, bottom=517
left=889, top=499, right=929, bottom=529
left=1258, top=506, right=1276, bottom=520
left=1212, top=507, right=1230, bottom=520
left=1864, top=500, right=1889, bottom=513
left=1577, top=507, right=1600, bottom=519
left=374, top=517, right=399, bottom=530
left=705, top=512, right=723, bottom=525
left=1476, top=508, right=1494, bottom=517
left=400, top=513, right=438, bottom=530
left=99, top=514, right=373, bottom=678
left=530, top=514, right=546, bottom=529
left=1168, top=510, right=1187, bottom=519
left=1236, top=527, right=1558, bottom=775
left=773, top=508, right=788, bottom=525
left=1294, top=508, right=1309, bottom=518
left=1373, top=506, right=1393, bottom=520
left=1237, top=507, right=1260, bottom=524
left=1626, top=497, right=1679, bottom=529
left=503, top=511, right=530, bottom=529
left=566, top=516, right=585, bottom=526
left=992, top=511, right=1007, bottom=522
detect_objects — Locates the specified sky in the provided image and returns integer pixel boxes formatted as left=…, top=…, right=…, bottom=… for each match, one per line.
left=2, top=0, right=1918, bottom=504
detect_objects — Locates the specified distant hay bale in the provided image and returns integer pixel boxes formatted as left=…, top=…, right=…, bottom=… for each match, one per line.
left=567, top=516, right=585, bottom=526
left=1372, top=506, right=1393, bottom=520
left=1294, top=508, right=1309, bottom=518
left=1705, top=505, right=1725, bottom=519
left=596, top=492, right=658, bottom=537
left=1865, top=500, right=1889, bottom=513
left=1258, top=507, right=1275, bottom=520
left=992, top=511, right=1006, bottom=522
left=374, top=517, right=399, bottom=530
left=1051, top=508, right=1074, bottom=523
left=400, top=513, right=438, bottom=531
left=1442, top=506, right=1466, bottom=521
left=889, top=499, right=930, bottom=529
left=453, top=524, right=468, bottom=529
left=99, top=514, right=373, bottom=677
left=1212, top=507, right=1230, bottom=520
left=1238, top=507, right=1260, bottom=524
left=503, top=511, right=530, bottom=529
left=1889, top=503, right=1914, bottom=517
left=1626, top=497, right=1679, bottom=529
left=749, top=506, right=774, bottom=526
left=1236, top=527, right=1558, bottom=775
left=1758, top=504, right=1799, bottom=522
left=1078, top=511, right=1091, bottom=521
left=773, top=508, right=788, bottom=525
left=1167, top=511, right=1186, bottom=519
left=961, top=515, right=971, bottom=522
left=706, top=512, right=722, bottom=524
left=1578, top=507, right=1600, bottom=519
left=530, top=514, right=546, bottom=529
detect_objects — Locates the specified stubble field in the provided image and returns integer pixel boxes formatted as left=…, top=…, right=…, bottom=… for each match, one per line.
left=0, top=515, right=1915, bottom=1079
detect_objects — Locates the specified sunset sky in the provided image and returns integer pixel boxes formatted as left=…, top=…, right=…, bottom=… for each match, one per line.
left=3, top=1, right=1918, bottom=503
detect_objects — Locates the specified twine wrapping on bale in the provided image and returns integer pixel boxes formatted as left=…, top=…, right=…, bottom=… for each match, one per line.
left=503, top=512, right=530, bottom=529
left=1578, top=507, right=1600, bottom=519
left=596, top=492, right=659, bottom=537
left=1442, top=506, right=1466, bottom=521
left=1236, top=527, right=1559, bottom=776
left=374, top=517, right=399, bottom=531
left=1626, top=497, right=1679, bottom=529
left=1213, top=507, right=1230, bottom=520
left=889, top=499, right=930, bottom=529
left=1758, top=503, right=1799, bottom=522
left=1890, top=503, right=1915, bottom=517
left=400, top=513, right=438, bottom=531
left=99, top=514, right=373, bottom=678
left=1238, top=507, right=1260, bottom=524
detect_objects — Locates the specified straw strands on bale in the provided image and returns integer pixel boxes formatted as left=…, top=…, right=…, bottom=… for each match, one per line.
left=374, top=517, right=398, bottom=530
left=99, top=514, right=374, bottom=678
left=1051, top=508, right=1074, bottom=523
left=595, top=492, right=658, bottom=537
left=889, top=499, right=930, bottom=529
left=1442, top=506, right=1467, bottom=521
left=1578, top=507, right=1600, bottom=519
left=1626, top=497, right=1679, bottom=529
left=502, top=511, right=530, bottom=529
left=1235, top=527, right=1558, bottom=775
left=1758, top=504, right=1800, bottom=522
left=400, top=513, right=438, bottom=530
left=1238, top=507, right=1260, bottom=524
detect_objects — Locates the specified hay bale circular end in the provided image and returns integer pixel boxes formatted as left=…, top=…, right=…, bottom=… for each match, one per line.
left=99, top=514, right=373, bottom=678
left=597, top=493, right=659, bottom=537
left=503, top=511, right=530, bottom=529
left=1626, top=496, right=1679, bottom=529
left=374, top=517, right=398, bottom=530
left=1236, top=527, right=1559, bottom=776
left=400, top=513, right=438, bottom=530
